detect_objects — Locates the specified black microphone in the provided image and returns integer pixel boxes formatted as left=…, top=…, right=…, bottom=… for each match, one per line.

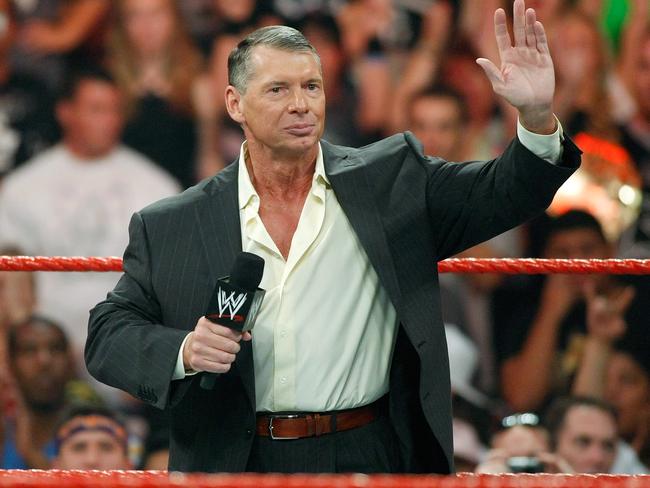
left=200, top=252, right=265, bottom=390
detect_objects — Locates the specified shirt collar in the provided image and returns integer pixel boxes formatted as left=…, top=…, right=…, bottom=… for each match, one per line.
left=238, top=141, right=329, bottom=211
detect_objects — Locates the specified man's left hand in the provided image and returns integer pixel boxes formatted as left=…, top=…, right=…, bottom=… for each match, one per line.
left=476, top=0, right=556, bottom=134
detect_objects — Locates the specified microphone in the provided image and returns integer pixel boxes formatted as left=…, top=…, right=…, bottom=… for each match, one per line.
left=200, top=252, right=265, bottom=390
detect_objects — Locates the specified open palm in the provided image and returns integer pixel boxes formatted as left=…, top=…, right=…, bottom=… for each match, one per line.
left=477, top=0, right=554, bottom=112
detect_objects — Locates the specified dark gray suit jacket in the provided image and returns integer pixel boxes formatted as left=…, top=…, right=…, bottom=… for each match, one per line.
left=85, top=132, right=580, bottom=473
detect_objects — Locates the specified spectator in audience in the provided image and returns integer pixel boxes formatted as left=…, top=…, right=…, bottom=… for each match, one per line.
left=492, top=210, right=643, bottom=413
left=387, top=0, right=454, bottom=134
left=605, top=338, right=650, bottom=470
left=408, top=86, right=466, bottom=162
left=0, top=246, right=36, bottom=425
left=1, top=316, right=75, bottom=469
left=545, top=396, right=618, bottom=474
left=0, top=0, right=58, bottom=174
left=0, top=67, right=180, bottom=380
left=9, top=0, right=109, bottom=91
left=551, top=8, right=618, bottom=139
left=334, top=0, right=394, bottom=138
left=51, top=404, right=132, bottom=470
left=476, top=412, right=572, bottom=473
left=441, top=43, right=510, bottom=161
left=574, top=331, right=650, bottom=471
left=107, top=0, right=203, bottom=188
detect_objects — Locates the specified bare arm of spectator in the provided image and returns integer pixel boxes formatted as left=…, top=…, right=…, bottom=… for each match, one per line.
left=192, top=75, right=226, bottom=180
left=388, top=1, right=452, bottom=133
left=19, top=0, right=109, bottom=54
left=501, top=275, right=579, bottom=411
left=337, top=0, right=393, bottom=135
left=14, top=395, right=50, bottom=469
left=572, top=283, right=634, bottom=397
left=353, top=56, right=392, bottom=136
left=618, top=0, right=650, bottom=92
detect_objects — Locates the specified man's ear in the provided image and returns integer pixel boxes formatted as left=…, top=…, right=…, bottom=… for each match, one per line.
left=225, top=85, right=245, bottom=124
left=55, top=100, right=72, bottom=131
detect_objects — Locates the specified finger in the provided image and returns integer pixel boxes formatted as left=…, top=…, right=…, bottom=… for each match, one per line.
left=191, top=330, right=241, bottom=354
left=525, top=8, right=536, bottom=48
left=513, top=0, right=526, bottom=47
left=494, top=8, right=511, bottom=57
left=242, top=331, right=252, bottom=341
left=534, top=20, right=550, bottom=54
left=476, top=58, right=504, bottom=86
left=614, top=286, right=635, bottom=313
left=195, top=357, right=232, bottom=374
left=201, top=318, right=243, bottom=341
left=583, top=279, right=597, bottom=302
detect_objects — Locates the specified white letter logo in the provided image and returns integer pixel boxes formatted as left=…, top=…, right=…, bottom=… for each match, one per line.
left=217, top=287, right=247, bottom=318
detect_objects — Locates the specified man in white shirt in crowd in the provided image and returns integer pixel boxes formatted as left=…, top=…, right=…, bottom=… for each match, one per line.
left=0, top=67, right=180, bottom=375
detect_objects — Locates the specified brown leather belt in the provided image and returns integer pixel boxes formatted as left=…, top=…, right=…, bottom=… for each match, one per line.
left=256, top=403, right=378, bottom=440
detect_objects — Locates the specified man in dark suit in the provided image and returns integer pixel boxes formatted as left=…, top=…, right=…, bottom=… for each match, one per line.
left=85, top=0, right=581, bottom=474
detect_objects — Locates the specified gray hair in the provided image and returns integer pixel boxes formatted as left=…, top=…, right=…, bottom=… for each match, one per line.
left=227, top=25, right=320, bottom=93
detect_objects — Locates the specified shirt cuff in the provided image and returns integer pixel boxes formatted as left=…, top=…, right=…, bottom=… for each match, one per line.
left=172, top=332, right=198, bottom=381
left=517, top=116, right=564, bottom=164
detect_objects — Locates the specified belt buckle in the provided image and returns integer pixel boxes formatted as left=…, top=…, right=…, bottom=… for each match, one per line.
left=268, top=414, right=301, bottom=440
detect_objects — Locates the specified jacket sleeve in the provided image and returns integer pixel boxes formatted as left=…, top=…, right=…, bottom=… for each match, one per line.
left=85, top=212, right=193, bottom=410
left=418, top=134, right=581, bottom=260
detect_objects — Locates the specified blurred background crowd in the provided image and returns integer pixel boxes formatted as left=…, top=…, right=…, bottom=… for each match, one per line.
left=0, top=0, right=649, bottom=474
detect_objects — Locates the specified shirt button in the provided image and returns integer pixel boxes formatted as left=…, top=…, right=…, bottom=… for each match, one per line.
left=280, top=377, right=287, bottom=384
left=280, top=330, right=287, bottom=338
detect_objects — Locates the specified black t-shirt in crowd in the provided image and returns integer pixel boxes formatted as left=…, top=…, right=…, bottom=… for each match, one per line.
left=122, top=94, right=197, bottom=189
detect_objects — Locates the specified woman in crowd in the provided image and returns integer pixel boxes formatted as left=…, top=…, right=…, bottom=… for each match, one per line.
left=106, top=0, right=203, bottom=188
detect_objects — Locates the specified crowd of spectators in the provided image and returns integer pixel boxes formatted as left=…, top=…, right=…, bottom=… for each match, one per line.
left=0, top=0, right=649, bottom=473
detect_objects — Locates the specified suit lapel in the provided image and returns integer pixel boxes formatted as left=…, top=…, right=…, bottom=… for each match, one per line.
left=193, top=163, right=256, bottom=410
left=322, top=141, right=402, bottom=311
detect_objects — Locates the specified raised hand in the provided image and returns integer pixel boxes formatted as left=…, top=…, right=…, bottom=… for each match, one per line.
left=584, top=281, right=634, bottom=344
left=476, top=0, right=556, bottom=133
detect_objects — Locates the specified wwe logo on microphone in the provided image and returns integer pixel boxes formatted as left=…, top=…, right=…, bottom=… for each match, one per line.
left=217, top=288, right=247, bottom=322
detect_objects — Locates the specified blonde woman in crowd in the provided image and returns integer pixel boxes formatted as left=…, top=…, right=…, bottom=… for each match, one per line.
left=107, top=0, right=203, bottom=187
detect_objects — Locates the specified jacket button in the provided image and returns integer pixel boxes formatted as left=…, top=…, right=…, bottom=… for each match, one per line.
left=246, top=429, right=253, bottom=437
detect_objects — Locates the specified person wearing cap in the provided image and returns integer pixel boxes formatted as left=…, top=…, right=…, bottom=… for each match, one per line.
left=52, top=404, right=132, bottom=470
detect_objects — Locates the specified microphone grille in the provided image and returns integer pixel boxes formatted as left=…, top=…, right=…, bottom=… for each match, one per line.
left=229, top=252, right=265, bottom=290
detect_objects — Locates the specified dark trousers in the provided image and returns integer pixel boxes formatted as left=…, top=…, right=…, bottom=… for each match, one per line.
left=246, top=414, right=402, bottom=473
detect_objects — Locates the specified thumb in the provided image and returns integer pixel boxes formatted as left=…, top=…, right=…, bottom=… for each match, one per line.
left=242, top=331, right=252, bottom=341
left=476, top=58, right=504, bottom=86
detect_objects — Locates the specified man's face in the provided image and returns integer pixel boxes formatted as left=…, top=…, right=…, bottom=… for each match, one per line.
left=634, top=37, right=650, bottom=120
left=605, top=352, right=650, bottom=439
left=54, top=430, right=130, bottom=470
left=226, top=46, right=325, bottom=159
left=543, top=227, right=610, bottom=289
left=555, top=405, right=617, bottom=474
left=11, top=322, right=71, bottom=411
left=409, top=96, right=464, bottom=160
left=57, top=79, right=124, bottom=158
